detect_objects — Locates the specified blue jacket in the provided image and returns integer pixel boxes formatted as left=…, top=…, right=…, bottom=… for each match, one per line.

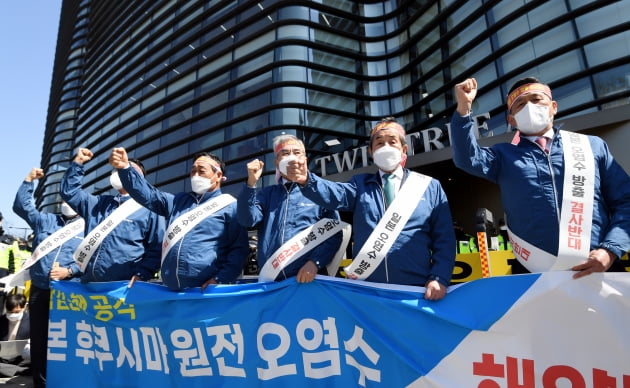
left=13, top=181, right=83, bottom=290
left=119, top=167, right=249, bottom=290
left=450, top=113, right=630, bottom=260
left=61, top=162, right=164, bottom=283
left=237, top=181, right=342, bottom=280
left=300, top=170, right=456, bottom=286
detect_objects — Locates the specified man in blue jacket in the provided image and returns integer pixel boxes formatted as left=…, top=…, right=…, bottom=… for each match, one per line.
left=61, top=148, right=163, bottom=284
left=237, top=135, right=344, bottom=283
left=109, top=148, right=249, bottom=291
left=13, top=167, right=84, bottom=388
left=287, top=119, right=456, bottom=300
left=451, top=77, right=630, bottom=278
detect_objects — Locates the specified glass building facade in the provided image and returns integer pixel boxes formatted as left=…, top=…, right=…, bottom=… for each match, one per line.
left=37, top=0, right=630, bottom=223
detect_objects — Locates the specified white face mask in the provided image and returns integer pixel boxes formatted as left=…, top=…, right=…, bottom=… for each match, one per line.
left=372, top=144, right=402, bottom=172
left=6, top=312, right=23, bottom=322
left=110, top=171, right=123, bottom=191
left=278, top=155, right=298, bottom=176
left=191, top=175, right=212, bottom=195
left=61, top=202, right=77, bottom=218
left=514, top=102, right=551, bottom=135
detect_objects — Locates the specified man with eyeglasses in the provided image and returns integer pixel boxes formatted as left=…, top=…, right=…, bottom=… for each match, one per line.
left=109, top=148, right=249, bottom=291
left=450, top=76, right=630, bottom=278
left=237, top=134, right=344, bottom=283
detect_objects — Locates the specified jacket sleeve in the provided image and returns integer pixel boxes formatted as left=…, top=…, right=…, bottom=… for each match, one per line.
left=427, top=180, right=457, bottom=286
left=450, top=113, right=500, bottom=183
left=236, top=185, right=264, bottom=228
left=595, top=139, right=630, bottom=258
left=300, top=172, right=358, bottom=212
left=209, top=206, right=249, bottom=283
left=60, top=162, right=99, bottom=218
left=13, top=181, right=44, bottom=231
left=118, top=166, right=174, bottom=217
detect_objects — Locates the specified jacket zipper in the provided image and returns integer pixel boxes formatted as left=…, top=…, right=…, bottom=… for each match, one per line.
left=542, top=138, right=561, bottom=224
left=273, top=184, right=292, bottom=280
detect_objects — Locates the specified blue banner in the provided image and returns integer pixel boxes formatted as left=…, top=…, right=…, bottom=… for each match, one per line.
left=48, top=273, right=630, bottom=387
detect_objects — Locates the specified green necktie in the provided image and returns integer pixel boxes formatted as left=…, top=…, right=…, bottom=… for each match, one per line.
left=383, top=173, right=395, bottom=206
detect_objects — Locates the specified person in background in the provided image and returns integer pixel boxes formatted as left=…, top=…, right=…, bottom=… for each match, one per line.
left=0, top=239, right=30, bottom=278
left=61, top=148, right=163, bottom=285
left=237, top=134, right=343, bottom=283
left=287, top=117, right=456, bottom=300
left=451, top=77, right=630, bottom=278
left=0, top=294, right=30, bottom=342
left=0, top=293, right=31, bottom=376
left=109, top=148, right=249, bottom=290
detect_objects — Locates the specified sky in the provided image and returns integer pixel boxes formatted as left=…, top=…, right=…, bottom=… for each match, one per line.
left=0, top=2, right=62, bottom=239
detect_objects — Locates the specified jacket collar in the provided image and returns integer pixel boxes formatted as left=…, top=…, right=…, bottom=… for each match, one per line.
left=368, top=168, right=409, bottom=185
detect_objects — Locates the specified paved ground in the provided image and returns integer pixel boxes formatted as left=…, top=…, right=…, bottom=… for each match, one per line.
left=0, top=375, right=33, bottom=387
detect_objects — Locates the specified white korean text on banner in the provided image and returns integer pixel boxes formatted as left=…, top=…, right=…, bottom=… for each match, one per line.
left=48, top=272, right=630, bottom=387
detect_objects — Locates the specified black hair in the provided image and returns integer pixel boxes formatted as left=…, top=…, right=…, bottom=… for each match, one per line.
left=129, top=158, right=146, bottom=176
left=5, top=294, right=26, bottom=311
left=193, top=152, right=225, bottom=173
left=508, top=77, right=547, bottom=95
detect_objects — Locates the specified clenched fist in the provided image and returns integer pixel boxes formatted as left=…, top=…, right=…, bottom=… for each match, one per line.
left=454, top=78, right=478, bottom=116
left=25, top=167, right=44, bottom=182
left=109, top=147, right=129, bottom=169
left=74, top=148, right=93, bottom=165
left=246, top=159, right=264, bottom=187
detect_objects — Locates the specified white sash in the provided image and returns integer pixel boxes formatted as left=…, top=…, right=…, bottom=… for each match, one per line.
left=507, top=227, right=557, bottom=273
left=4, top=218, right=85, bottom=288
left=73, top=199, right=143, bottom=272
left=161, top=194, right=236, bottom=263
left=555, top=130, right=594, bottom=268
left=258, top=218, right=351, bottom=282
left=345, top=172, right=431, bottom=280
left=509, top=130, right=595, bottom=272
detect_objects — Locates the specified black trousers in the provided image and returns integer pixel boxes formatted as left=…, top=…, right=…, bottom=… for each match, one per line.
left=29, top=285, right=50, bottom=388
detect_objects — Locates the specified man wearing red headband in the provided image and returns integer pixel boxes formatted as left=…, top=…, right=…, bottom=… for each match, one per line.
left=109, top=148, right=249, bottom=290
left=288, top=118, right=456, bottom=300
left=451, top=77, right=630, bottom=278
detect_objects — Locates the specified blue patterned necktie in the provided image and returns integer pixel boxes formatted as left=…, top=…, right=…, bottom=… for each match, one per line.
left=383, top=173, right=395, bottom=206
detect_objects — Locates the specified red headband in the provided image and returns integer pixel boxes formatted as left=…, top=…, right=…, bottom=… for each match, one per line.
left=274, top=139, right=302, bottom=155
left=196, top=156, right=222, bottom=173
left=507, top=83, right=552, bottom=111
left=370, top=122, right=406, bottom=138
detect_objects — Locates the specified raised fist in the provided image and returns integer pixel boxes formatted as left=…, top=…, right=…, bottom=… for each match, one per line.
left=25, top=167, right=44, bottom=182
left=74, top=148, right=93, bottom=165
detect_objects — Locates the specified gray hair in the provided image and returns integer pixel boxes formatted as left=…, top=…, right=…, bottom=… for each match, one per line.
left=272, top=134, right=305, bottom=155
